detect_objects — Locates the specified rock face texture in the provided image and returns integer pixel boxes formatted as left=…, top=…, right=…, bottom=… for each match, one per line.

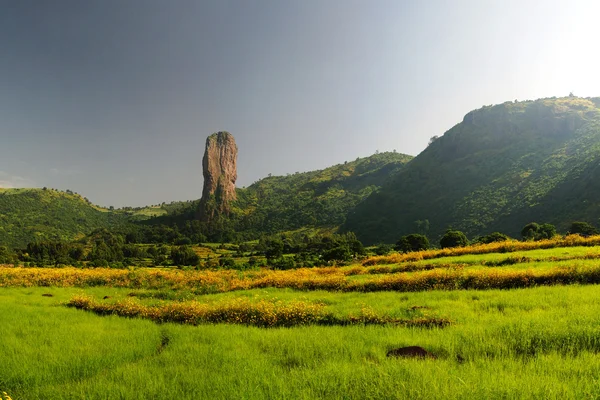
left=197, top=132, right=238, bottom=222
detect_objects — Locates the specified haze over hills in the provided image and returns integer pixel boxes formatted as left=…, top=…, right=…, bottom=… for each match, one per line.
left=344, top=96, right=600, bottom=244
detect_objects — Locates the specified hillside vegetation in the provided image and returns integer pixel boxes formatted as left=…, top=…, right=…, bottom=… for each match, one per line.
left=233, top=151, right=413, bottom=232
left=0, top=153, right=412, bottom=248
left=344, top=97, right=600, bottom=244
left=0, top=188, right=128, bottom=248
left=148, top=152, right=413, bottom=241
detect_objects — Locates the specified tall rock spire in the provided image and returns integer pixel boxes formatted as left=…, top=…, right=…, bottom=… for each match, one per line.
left=197, top=131, right=238, bottom=221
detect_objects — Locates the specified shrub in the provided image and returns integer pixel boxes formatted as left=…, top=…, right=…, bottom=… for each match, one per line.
left=322, top=245, right=352, bottom=262
left=569, top=221, right=598, bottom=237
left=374, top=243, right=394, bottom=255
left=262, top=238, right=284, bottom=260
left=90, top=259, right=109, bottom=267
left=270, top=256, right=296, bottom=270
left=174, top=237, right=192, bottom=245
left=475, top=232, right=510, bottom=244
left=219, top=257, right=235, bottom=268
left=440, top=230, right=468, bottom=248
left=122, top=258, right=136, bottom=267
left=171, top=246, right=200, bottom=266
left=521, top=222, right=557, bottom=241
left=396, top=234, right=430, bottom=253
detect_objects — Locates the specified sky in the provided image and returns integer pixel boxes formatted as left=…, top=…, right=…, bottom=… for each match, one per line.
left=1, top=0, right=599, bottom=207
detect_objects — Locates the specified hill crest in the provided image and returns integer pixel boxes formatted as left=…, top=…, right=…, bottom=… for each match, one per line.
left=344, top=96, right=600, bottom=244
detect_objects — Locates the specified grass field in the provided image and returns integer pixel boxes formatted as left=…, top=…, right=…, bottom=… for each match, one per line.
left=3, top=242, right=600, bottom=399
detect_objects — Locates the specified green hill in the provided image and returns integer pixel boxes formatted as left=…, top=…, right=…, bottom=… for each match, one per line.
left=232, top=151, right=413, bottom=233
left=0, top=188, right=128, bottom=248
left=344, top=96, right=600, bottom=244
left=147, top=152, right=413, bottom=240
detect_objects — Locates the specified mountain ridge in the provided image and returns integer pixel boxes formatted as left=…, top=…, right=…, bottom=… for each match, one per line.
left=343, top=96, right=600, bottom=243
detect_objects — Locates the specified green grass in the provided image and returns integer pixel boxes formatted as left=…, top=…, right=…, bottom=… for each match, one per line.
left=4, top=284, right=600, bottom=399
left=406, top=245, right=600, bottom=267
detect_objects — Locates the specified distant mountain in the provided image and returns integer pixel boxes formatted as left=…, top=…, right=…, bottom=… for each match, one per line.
left=344, top=96, right=600, bottom=244
left=0, top=188, right=128, bottom=248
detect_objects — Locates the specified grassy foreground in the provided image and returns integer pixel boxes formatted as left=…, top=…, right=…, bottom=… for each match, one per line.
left=4, top=242, right=600, bottom=399
left=3, top=284, right=600, bottom=399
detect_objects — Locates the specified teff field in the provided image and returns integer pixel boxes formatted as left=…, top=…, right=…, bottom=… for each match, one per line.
left=4, top=238, right=600, bottom=399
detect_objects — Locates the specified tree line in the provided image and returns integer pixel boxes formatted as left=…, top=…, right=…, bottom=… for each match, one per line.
left=0, top=221, right=597, bottom=269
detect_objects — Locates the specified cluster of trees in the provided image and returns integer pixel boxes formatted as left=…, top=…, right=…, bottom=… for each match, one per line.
left=3, top=219, right=599, bottom=270
left=14, top=229, right=190, bottom=268
left=255, top=232, right=365, bottom=269
left=5, top=227, right=368, bottom=270
left=380, top=221, right=598, bottom=254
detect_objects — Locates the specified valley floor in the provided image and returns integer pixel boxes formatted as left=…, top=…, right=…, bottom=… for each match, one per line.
left=3, top=244, right=600, bottom=399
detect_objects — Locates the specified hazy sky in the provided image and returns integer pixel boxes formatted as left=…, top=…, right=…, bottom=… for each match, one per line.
left=1, top=0, right=599, bottom=207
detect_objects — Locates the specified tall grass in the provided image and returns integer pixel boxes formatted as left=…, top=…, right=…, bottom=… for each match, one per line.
left=4, top=261, right=600, bottom=293
left=4, top=285, right=600, bottom=398
left=363, top=234, right=600, bottom=265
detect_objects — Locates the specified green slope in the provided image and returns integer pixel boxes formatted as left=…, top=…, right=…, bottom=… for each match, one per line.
left=344, top=97, right=600, bottom=244
left=231, top=151, right=413, bottom=233
left=0, top=188, right=128, bottom=248
left=147, top=152, right=413, bottom=239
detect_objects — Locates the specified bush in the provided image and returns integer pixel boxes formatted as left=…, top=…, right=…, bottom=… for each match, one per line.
left=475, top=232, right=510, bottom=244
left=270, top=256, right=296, bottom=270
left=174, top=237, right=192, bottom=245
left=374, top=243, right=394, bottom=256
left=171, top=246, right=200, bottom=266
left=90, top=259, right=109, bottom=267
left=122, top=258, right=136, bottom=267
left=569, top=221, right=598, bottom=237
left=440, top=230, right=468, bottom=248
left=521, top=222, right=557, bottom=241
left=396, top=234, right=430, bottom=253
left=219, top=257, right=235, bottom=268
left=262, top=237, right=284, bottom=260
left=322, top=245, right=352, bottom=262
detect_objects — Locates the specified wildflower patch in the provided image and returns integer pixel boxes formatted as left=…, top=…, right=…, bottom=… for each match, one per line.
left=66, top=295, right=451, bottom=328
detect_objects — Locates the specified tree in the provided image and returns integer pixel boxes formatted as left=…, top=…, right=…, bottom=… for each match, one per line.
left=521, top=222, right=557, bottom=241
left=396, top=234, right=430, bottom=253
left=440, top=230, right=468, bottom=248
left=219, top=257, right=235, bottom=267
left=322, top=245, right=352, bottom=262
left=374, top=243, right=393, bottom=255
left=475, top=232, right=510, bottom=244
left=171, top=246, right=200, bottom=266
left=521, top=222, right=540, bottom=241
left=538, top=223, right=557, bottom=240
left=261, top=237, right=284, bottom=260
left=569, top=221, right=598, bottom=237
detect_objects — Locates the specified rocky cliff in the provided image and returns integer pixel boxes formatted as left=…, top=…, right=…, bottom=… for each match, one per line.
left=197, top=131, right=238, bottom=221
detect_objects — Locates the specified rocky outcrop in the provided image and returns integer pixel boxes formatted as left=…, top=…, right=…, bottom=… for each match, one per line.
left=197, top=131, right=238, bottom=222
